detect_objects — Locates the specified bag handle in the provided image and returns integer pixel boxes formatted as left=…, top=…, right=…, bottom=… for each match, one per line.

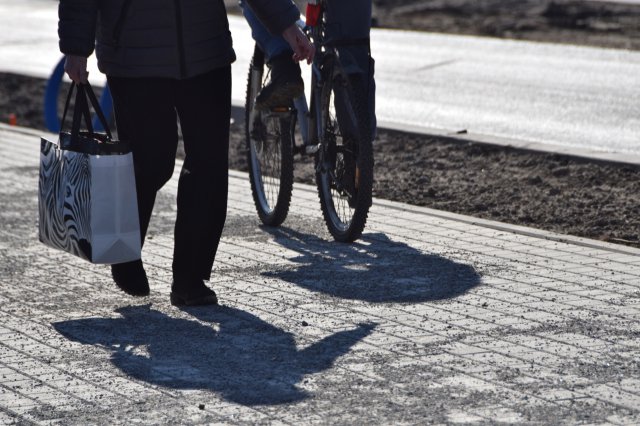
left=60, top=82, right=114, bottom=142
left=71, top=84, right=93, bottom=143
left=60, top=82, right=91, bottom=136
left=60, top=83, right=89, bottom=137
left=83, top=82, right=113, bottom=139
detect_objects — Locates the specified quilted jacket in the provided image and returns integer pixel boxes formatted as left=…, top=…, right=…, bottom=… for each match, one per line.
left=58, top=0, right=299, bottom=78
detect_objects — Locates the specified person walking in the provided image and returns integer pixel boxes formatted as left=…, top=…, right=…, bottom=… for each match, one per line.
left=58, top=0, right=314, bottom=306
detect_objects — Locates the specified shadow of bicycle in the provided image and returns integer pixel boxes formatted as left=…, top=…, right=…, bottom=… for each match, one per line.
left=53, top=304, right=375, bottom=406
left=263, top=229, right=481, bottom=303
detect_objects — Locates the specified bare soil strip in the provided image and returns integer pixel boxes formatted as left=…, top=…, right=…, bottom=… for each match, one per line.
left=4, top=1, right=640, bottom=247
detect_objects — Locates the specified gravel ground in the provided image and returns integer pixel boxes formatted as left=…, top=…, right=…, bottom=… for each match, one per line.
left=3, top=0, right=640, bottom=248
left=371, top=0, right=640, bottom=50
left=227, top=120, right=640, bottom=248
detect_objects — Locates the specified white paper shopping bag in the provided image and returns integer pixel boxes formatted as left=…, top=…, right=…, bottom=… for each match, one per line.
left=38, top=82, right=141, bottom=264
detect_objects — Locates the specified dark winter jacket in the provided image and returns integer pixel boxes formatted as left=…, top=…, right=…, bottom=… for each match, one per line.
left=58, top=0, right=299, bottom=79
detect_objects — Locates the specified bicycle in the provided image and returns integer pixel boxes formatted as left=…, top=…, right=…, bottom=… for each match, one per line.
left=244, top=0, right=374, bottom=243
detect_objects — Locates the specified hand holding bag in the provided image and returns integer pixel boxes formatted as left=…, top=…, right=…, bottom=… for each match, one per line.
left=38, top=82, right=142, bottom=264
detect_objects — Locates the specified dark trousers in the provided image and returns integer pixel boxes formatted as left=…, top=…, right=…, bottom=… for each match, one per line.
left=107, top=67, right=231, bottom=285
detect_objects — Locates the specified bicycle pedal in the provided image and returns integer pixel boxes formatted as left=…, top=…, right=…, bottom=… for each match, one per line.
left=304, top=144, right=320, bottom=155
left=265, top=112, right=292, bottom=120
left=270, top=106, right=290, bottom=113
left=265, top=106, right=292, bottom=117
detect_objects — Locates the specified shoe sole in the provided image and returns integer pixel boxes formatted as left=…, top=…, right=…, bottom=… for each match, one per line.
left=254, top=82, right=304, bottom=111
left=115, top=283, right=150, bottom=297
left=170, top=293, right=218, bottom=307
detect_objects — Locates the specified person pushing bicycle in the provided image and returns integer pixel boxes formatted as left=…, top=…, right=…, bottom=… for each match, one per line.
left=243, top=0, right=376, bottom=242
left=239, top=0, right=376, bottom=137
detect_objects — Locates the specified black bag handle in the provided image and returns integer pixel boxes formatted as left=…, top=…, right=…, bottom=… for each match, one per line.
left=60, top=82, right=113, bottom=143
left=84, top=82, right=113, bottom=139
left=60, top=83, right=89, bottom=138
left=71, top=85, right=93, bottom=142
left=60, top=82, right=91, bottom=136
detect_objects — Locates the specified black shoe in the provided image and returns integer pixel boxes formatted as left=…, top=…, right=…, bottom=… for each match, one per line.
left=111, top=260, right=150, bottom=297
left=170, top=280, right=218, bottom=306
left=255, top=52, right=304, bottom=111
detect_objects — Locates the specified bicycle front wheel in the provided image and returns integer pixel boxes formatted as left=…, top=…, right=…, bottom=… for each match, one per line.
left=316, top=73, right=374, bottom=242
left=245, top=47, right=295, bottom=227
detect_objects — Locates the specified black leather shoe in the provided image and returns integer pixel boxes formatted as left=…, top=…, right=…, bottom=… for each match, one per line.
left=111, top=260, right=150, bottom=297
left=170, top=280, right=218, bottom=306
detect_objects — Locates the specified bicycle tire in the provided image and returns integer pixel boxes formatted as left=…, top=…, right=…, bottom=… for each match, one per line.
left=316, top=71, right=374, bottom=243
left=245, top=46, right=295, bottom=227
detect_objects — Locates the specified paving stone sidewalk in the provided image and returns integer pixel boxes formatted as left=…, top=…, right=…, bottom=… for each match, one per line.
left=1, top=123, right=640, bottom=425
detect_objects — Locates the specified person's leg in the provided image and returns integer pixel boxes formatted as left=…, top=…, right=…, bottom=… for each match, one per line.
left=324, top=0, right=372, bottom=76
left=107, top=76, right=179, bottom=296
left=325, top=0, right=372, bottom=42
left=325, top=0, right=377, bottom=140
left=107, top=76, right=179, bottom=242
left=240, top=0, right=304, bottom=110
left=170, top=66, right=232, bottom=305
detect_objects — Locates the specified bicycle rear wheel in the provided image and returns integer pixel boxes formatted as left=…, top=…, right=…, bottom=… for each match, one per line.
left=316, top=72, right=374, bottom=242
left=245, top=46, right=295, bottom=227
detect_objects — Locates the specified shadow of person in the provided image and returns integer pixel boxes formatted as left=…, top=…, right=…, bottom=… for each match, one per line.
left=263, top=229, right=481, bottom=303
left=52, top=304, right=375, bottom=406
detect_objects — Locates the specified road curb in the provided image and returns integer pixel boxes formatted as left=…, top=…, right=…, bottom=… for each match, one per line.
left=377, top=120, right=640, bottom=168
left=9, top=122, right=636, bottom=256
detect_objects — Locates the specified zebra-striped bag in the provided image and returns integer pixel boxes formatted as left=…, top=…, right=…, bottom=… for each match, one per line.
left=38, top=83, right=141, bottom=264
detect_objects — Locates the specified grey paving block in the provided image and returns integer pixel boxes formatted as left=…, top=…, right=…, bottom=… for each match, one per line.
left=1, top=124, right=640, bottom=424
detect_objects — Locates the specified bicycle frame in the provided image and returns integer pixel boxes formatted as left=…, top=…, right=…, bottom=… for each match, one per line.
left=293, top=4, right=344, bottom=156
left=291, top=18, right=316, bottom=150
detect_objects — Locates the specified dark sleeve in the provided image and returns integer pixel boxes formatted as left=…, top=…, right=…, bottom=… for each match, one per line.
left=244, top=0, right=300, bottom=36
left=58, top=0, right=99, bottom=56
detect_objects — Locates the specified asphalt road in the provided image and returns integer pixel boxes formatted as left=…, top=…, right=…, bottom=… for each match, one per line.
left=1, top=0, right=639, bottom=157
